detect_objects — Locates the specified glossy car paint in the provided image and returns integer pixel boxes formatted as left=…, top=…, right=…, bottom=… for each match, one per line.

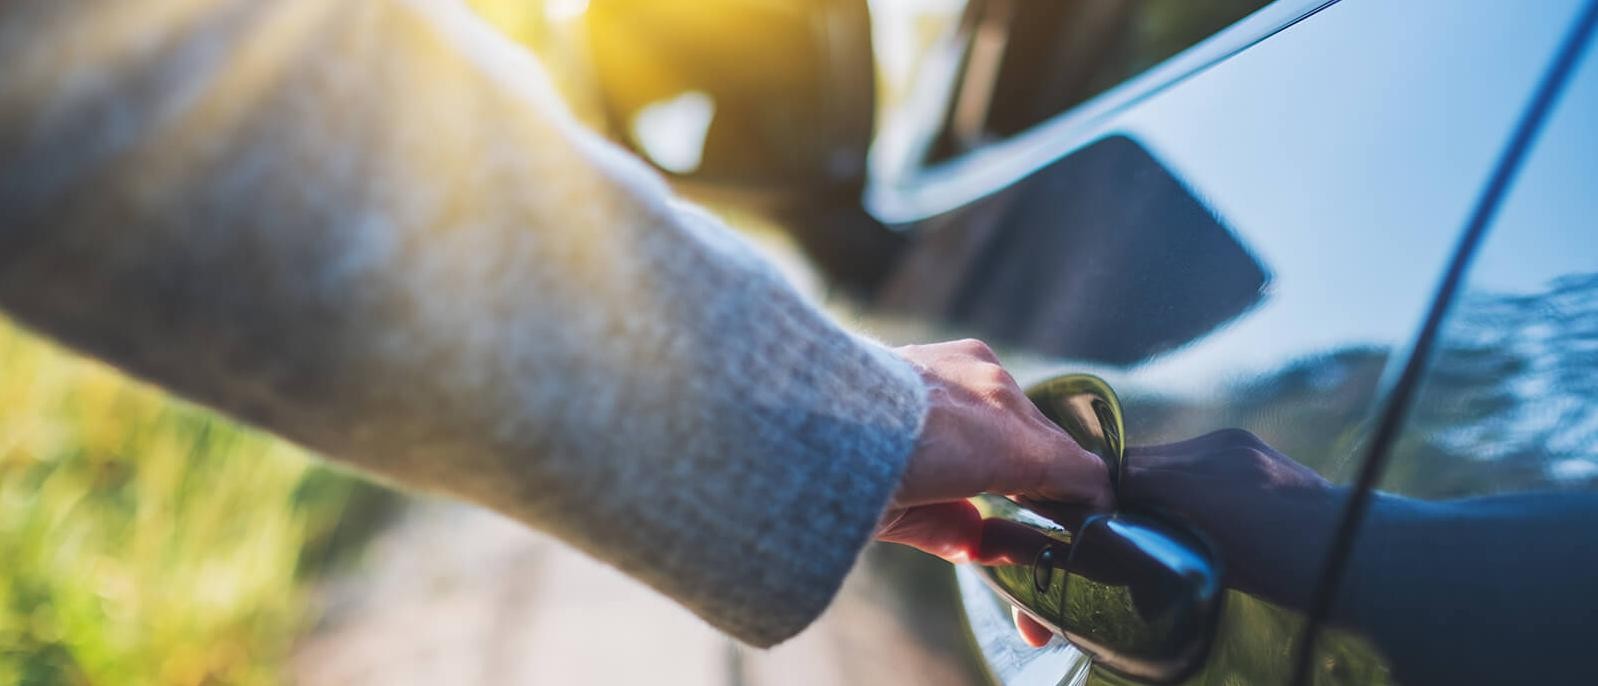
left=847, top=0, right=1597, bottom=684
left=1311, top=18, right=1598, bottom=684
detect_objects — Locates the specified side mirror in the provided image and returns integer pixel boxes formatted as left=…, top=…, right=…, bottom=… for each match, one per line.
left=581, top=0, right=876, bottom=205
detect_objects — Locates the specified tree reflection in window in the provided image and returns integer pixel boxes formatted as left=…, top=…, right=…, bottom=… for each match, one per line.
left=1384, top=272, right=1598, bottom=498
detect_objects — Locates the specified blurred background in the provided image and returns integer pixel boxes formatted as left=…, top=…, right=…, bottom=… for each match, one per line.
left=13, top=0, right=1531, bottom=683
left=0, top=1, right=973, bottom=684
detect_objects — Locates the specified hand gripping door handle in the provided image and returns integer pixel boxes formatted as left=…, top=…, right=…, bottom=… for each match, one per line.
left=968, top=374, right=1223, bottom=684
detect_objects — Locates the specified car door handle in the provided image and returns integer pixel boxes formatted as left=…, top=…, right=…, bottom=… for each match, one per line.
left=968, top=375, right=1223, bottom=684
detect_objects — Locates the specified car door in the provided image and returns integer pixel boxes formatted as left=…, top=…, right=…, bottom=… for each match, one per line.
left=1305, top=13, right=1598, bottom=684
left=849, top=0, right=1594, bottom=683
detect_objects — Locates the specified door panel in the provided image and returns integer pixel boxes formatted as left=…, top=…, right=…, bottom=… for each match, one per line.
left=865, top=0, right=1591, bottom=683
left=1321, top=24, right=1598, bottom=685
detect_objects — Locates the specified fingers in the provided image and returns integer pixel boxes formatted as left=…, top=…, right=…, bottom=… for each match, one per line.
left=1012, top=607, right=1054, bottom=648
left=874, top=500, right=983, bottom=562
left=1034, top=440, right=1115, bottom=510
left=973, top=516, right=1058, bottom=565
left=892, top=339, right=1116, bottom=510
left=984, top=425, right=1113, bottom=509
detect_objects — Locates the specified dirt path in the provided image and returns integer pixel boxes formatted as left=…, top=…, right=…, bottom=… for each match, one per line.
left=291, top=502, right=735, bottom=685
left=291, top=500, right=980, bottom=685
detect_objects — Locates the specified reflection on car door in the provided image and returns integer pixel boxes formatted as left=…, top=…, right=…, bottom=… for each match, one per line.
left=868, top=0, right=1593, bottom=683
left=1319, top=24, right=1598, bottom=684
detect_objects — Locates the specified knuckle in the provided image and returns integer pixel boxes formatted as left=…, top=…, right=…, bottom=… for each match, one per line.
left=977, top=383, right=1012, bottom=408
left=979, top=362, right=1013, bottom=386
left=953, top=338, right=998, bottom=361
left=977, top=372, right=1022, bottom=407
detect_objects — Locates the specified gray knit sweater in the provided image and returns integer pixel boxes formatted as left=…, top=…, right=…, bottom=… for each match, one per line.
left=0, top=0, right=928, bottom=646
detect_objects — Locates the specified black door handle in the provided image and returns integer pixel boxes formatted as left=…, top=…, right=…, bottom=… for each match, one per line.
left=968, top=375, right=1223, bottom=684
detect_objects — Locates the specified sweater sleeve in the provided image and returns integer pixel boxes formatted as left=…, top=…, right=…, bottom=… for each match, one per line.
left=0, top=0, right=928, bottom=646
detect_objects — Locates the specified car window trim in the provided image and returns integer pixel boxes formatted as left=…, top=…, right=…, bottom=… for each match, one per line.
left=865, top=0, right=1339, bottom=225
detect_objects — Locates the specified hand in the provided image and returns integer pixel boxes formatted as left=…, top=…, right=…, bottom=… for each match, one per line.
left=875, top=339, right=1113, bottom=646
left=1122, top=429, right=1345, bottom=610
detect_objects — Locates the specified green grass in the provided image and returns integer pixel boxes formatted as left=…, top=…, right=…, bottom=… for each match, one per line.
left=0, top=319, right=393, bottom=685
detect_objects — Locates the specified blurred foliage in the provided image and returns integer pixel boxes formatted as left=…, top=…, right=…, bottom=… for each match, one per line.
left=1385, top=272, right=1598, bottom=498
left=0, top=4, right=550, bottom=683
left=0, top=320, right=393, bottom=685
left=1194, top=593, right=1390, bottom=686
left=1082, top=591, right=1392, bottom=686
left=468, top=0, right=549, bottom=49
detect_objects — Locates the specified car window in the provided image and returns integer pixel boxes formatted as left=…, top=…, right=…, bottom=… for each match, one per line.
left=925, top=0, right=1275, bottom=162
left=1325, top=28, right=1598, bottom=685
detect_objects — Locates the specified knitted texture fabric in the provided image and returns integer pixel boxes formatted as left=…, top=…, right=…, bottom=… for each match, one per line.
left=0, top=0, right=929, bottom=646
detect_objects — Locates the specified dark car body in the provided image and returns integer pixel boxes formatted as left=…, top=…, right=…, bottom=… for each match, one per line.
left=573, top=0, right=1598, bottom=683
left=852, top=1, right=1598, bottom=683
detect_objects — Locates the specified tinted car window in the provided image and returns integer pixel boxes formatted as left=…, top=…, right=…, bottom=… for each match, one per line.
left=866, top=0, right=1591, bottom=683
left=928, top=0, right=1273, bottom=161
left=1325, top=29, right=1598, bottom=685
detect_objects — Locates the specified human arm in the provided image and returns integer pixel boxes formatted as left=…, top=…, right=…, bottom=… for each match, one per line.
left=0, top=0, right=1109, bottom=646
